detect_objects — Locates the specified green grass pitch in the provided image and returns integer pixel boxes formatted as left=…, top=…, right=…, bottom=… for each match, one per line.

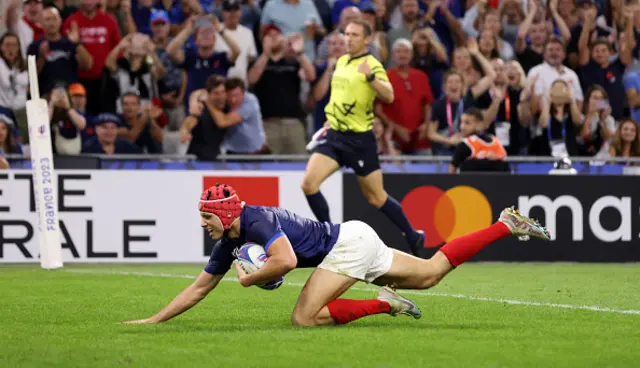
left=1, top=263, right=639, bottom=367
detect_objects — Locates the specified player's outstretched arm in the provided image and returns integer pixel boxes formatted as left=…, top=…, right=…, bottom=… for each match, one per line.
left=122, top=271, right=223, bottom=324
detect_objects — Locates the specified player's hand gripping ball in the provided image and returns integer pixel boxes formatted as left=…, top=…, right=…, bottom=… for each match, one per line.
left=236, top=243, right=284, bottom=290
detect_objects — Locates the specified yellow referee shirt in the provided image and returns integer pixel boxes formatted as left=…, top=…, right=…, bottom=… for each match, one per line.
left=325, top=53, right=389, bottom=133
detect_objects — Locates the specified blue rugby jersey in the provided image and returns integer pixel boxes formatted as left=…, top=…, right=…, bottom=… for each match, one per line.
left=204, top=206, right=340, bottom=275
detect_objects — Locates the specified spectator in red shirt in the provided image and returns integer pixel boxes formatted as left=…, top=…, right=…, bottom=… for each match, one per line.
left=376, top=38, right=434, bottom=155
left=63, top=0, right=122, bottom=115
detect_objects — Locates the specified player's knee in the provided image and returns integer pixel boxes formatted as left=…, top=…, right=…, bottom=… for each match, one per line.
left=0, top=157, right=9, bottom=170
left=365, top=192, right=386, bottom=208
left=300, top=177, right=319, bottom=195
left=291, top=312, right=316, bottom=327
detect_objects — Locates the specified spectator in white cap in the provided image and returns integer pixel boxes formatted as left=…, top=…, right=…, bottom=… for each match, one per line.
left=214, top=0, right=258, bottom=83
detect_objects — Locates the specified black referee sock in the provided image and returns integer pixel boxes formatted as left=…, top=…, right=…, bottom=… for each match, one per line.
left=379, top=196, right=417, bottom=241
left=306, top=192, right=332, bottom=224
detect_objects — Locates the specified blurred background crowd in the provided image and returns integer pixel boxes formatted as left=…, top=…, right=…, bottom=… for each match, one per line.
left=1, top=0, right=640, bottom=165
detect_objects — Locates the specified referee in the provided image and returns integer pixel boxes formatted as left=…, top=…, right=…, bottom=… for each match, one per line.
left=300, top=20, right=425, bottom=255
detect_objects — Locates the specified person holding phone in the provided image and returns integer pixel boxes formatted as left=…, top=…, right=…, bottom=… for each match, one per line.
left=577, top=9, right=634, bottom=120
left=577, top=85, right=615, bottom=156
left=530, top=79, right=583, bottom=157
left=166, top=14, right=240, bottom=110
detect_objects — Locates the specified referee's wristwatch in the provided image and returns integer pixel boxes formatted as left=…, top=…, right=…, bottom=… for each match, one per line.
left=366, top=73, right=376, bottom=82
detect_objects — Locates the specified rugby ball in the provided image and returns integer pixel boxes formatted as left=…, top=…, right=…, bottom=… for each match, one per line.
left=236, top=243, right=284, bottom=290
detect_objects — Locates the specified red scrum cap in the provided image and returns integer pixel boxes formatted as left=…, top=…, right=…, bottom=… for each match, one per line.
left=198, top=183, right=243, bottom=230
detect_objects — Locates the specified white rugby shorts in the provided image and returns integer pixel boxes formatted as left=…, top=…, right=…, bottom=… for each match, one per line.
left=317, top=220, right=394, bottom=283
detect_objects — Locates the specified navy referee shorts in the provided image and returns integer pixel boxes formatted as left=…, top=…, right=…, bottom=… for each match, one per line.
left=314, top=129, right=380, bottom=177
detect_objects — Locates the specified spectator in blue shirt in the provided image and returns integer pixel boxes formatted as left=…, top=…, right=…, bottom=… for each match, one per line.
left=260, top=0, right=325, bottom=61
left=331, top=0, right=372, bottom=26
left=209, top=77, right=267, bottom=154
left=26, top=7, right=92, bottom=96
left=311, top=32, right=346, bottom=132
left=167, top=14, right=240, bottom=109
left=82, top=113, right=143, bottom=154
left=624, top=69, right=640, bottom=126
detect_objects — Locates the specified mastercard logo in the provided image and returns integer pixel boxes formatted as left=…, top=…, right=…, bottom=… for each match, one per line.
left=401, top=185, right=493, bottom=248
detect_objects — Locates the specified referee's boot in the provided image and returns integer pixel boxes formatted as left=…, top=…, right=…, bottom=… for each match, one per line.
left=407, top=230, right=425, bottom=257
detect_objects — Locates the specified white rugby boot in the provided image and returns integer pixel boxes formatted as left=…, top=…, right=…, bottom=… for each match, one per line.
left=377, top=286, right=422, bottom=319
left=498, top=206, right=551, bottom=241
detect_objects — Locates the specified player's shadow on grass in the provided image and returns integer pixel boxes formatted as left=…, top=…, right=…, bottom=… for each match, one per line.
left=347, top=322, right=507, bottom=330
left=119, top=322, right=506, bottom=332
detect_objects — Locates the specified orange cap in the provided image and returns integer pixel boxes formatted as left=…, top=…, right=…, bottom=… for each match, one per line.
left=68, top=83, right=86, bottom=96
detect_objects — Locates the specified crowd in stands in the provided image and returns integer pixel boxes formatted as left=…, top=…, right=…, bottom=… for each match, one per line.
left=1, top=0, right=640, bottom=169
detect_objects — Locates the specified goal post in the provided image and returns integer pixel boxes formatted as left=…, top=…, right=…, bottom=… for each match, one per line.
left=26, top=55, right=63, bottom=269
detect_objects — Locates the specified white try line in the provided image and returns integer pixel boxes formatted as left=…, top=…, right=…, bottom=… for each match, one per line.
left=61, top=269, right=640, bottom=316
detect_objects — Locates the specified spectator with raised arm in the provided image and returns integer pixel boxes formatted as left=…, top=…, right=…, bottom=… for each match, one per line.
left=410, top=26, right=448, bottom=99
left=211, top=0, right=261, bottom=29
left=214, top=0, right=258, bottom=83
left=463, top=38, right=497, bottom=108
left=566, top=0, right=612, bottom=70
left=609, top=118, right=640, bottom=160
left=126, top=0, right=156, bottom=35
left=578, top=8, right=633, bottom=120
left=416, top=0, right=465, bottom=55
left=105, top=0, right=133, bottom=35
left=211, top=78, right=267, bottom=154
left=82, top=113, right=143, bottom=154
left=68, top=83, right=96, bottom=144
left=118, top=92, right=165, bottom=153
left=63, top=0, right=122, bottom=115
left=477, top=58, right=530, bottom=155
left=527, top=37, right=583, bottom=115
left=515, top=1, right=547, bottom=74
left=260, top=0, right=325, bottom=61
left=167, top=15, right=240, bottom=109
left=376, top=38, right=434, bottom=155
left=6, top=0, right=45, bottom=56
left=27, top=7, right=93, bottom=96
left=105, top=33, right=166, bottom=112
left=577, top=85, right=616, bottom=156
left=247, top=27, right=315, bottom=154
left=461, top=0, right=514, bottom=59
left=530, top=79, right=583, bottom=157
left=166, top=0, right=205, bottom=36
left=48, top=86, right=87, bottom=155
left=311, top=32, right=346, bottom=133
left=151, top=10, right=186, bottom=133
left=179, top=75, right=228, bottom=160
left=360, top=4, right=389, bottom=63
left=386, top=0, right=420, bottom=60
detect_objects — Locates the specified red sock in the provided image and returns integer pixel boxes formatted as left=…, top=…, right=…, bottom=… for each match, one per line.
left=326, top=299, right=391, bottom=325
left=439, top=222, right=511, bottom=267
